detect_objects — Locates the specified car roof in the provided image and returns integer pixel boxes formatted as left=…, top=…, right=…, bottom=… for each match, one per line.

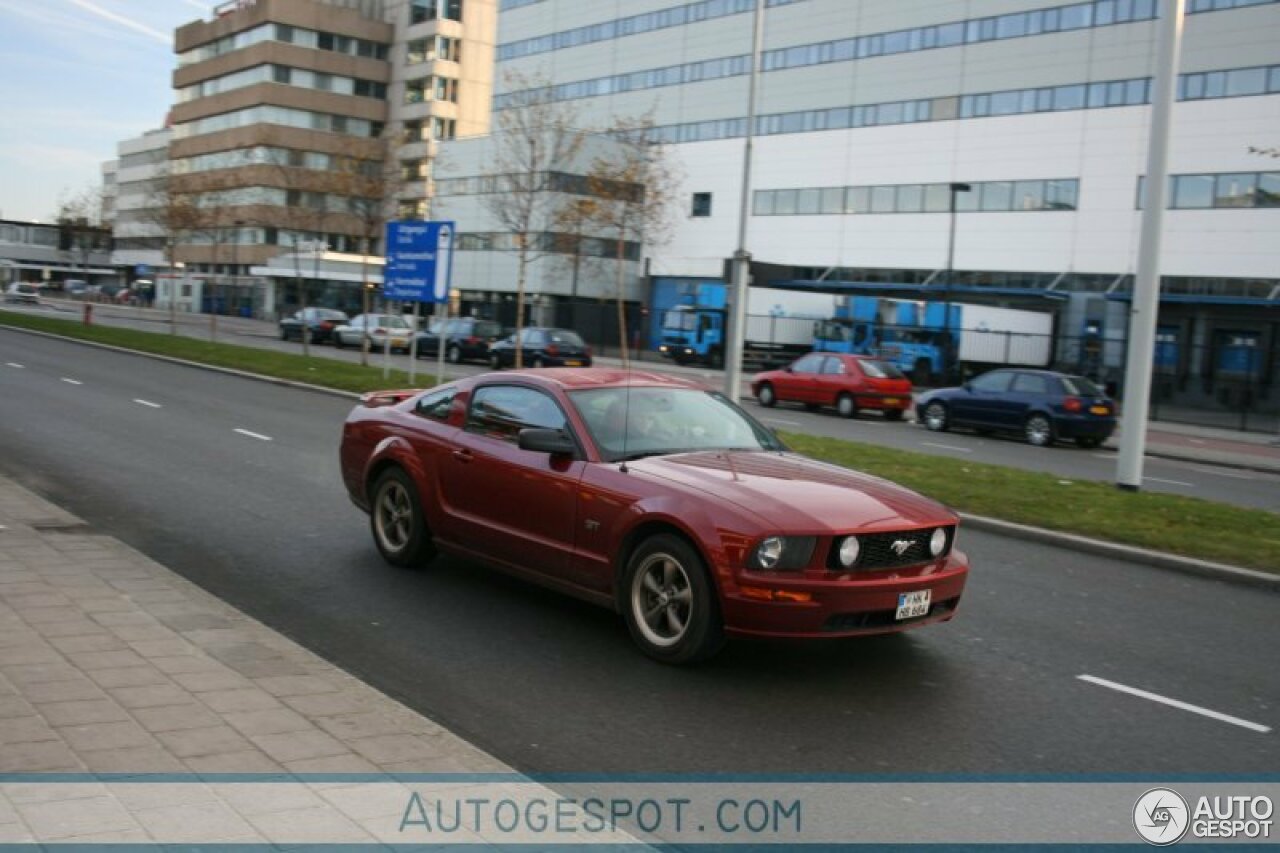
left=475, top=367, right=705, bottom=391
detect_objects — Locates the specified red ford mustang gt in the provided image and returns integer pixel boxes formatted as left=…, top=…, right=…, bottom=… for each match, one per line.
left=340, top=369, right=968, bottom=664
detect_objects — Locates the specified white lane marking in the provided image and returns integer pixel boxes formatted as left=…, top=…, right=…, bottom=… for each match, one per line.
left=921, top=441, right=973, bottom=454
left=1143, top=476, right=1193, bottom=487
left=764, top=417, right=802, bottom=426
left=133, top=399, right=162, bottom=409
left=60, top=377, right=82, bottom=385
left=233, top=428, right=273, bottom=442
left=1188, top=438, right=1206, bottom=445
left=1189, top=465, right=1255, bottom=480
left=1077, top=675, right=1271, bottom=734
left=5, top=362, right=24, bottom=368
left=1092, top=453, right=1113, bottom=460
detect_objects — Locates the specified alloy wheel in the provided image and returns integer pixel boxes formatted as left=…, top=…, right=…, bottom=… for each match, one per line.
left=1025, top=415, right=1053, bottom=447
left=373, top=480, right=413, bottom=555
left=924, top=402, right=948, bottom=431
left=630, top=552, right=693, bottom=649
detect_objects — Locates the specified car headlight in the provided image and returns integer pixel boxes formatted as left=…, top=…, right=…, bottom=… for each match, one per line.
left=749, top=536, right=816, bottom=570
left=930, top=527, right=948, bottom=557
left=837, top=535, right=861, bottom=567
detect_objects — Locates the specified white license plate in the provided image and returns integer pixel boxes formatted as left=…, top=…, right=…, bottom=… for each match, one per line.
left=896, top=590, right=931, bottom=620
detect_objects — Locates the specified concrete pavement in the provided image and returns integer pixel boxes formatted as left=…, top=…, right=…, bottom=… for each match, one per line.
left=0, top=475, right=628, bottom=845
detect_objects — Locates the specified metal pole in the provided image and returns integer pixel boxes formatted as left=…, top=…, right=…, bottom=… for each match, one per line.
left=408, top=301, right=420, bottom=385
left=435, top=296, right=448, bottom=385
left=1117, top=0, right=1185, bottom=491
left=724, top=0, right=765, bottom=401
left=944, top=183, right=970, bottom=385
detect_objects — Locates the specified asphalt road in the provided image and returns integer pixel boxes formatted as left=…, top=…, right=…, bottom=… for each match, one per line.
left=10, top=299, right=1278, bottom=511
left=1, top=328, right=1277, bottom=775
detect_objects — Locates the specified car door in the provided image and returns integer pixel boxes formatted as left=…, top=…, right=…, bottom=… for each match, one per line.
left=780, top=353, right=825, bottom=403
left=951, top=370, right=1013, bottom=427
left=437, top=384, right=585, bottom=579
left=1005, top=371, right=1052, bottom=429
left=343, top=315, right=365, bottom=346
left=817, top=355, right=854, bottom=405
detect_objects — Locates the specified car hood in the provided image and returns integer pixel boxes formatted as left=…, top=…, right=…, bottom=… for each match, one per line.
left=628, top=451, right=954, bottom=532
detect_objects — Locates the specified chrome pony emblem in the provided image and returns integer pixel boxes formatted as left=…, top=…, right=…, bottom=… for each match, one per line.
left=890, top=539, right=915, bottom=556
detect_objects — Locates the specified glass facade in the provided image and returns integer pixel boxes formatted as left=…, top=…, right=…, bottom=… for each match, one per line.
left=172, top=106, right=382, bottom=139
left=754, top=179, right=1080, bottom=216
left=178, top=64, right=386, bottom=103
left=178, top=23, right=389, bottom=66
left=1137, top=172, right=1280, bottom=208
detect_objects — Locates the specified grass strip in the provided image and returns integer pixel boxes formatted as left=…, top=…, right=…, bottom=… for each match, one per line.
left=4, top=309, right=1273, bottom=571
left=782, top=431, right=1279, bottom=573
left=0, top=309, right=432, bottom=395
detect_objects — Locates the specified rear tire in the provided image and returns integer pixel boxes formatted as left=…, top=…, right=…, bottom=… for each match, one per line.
left=757, top=383, right=776, bottom=408
left=280, top=328, right=289, bottom=341
left=621, top=534, right=724, bottom=665
left=1025, top=413, right=1055, bottom=447
left=369, top=468, right=435, bottom=568
left=490, top=352, right=502, bottom=370
left=922, top=401, right=948, bottom=432
left=447, top=345, right=461, bottom=364
left=836, top=393, right=857, bottom=419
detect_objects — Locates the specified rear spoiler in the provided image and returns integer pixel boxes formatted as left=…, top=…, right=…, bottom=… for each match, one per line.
left=359, top=388, right=425, bottom=408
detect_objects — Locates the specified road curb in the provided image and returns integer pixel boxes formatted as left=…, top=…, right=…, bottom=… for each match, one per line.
left=959, top=513, right=1280, bottom=590
left=0, top=321, right=365, bottom=401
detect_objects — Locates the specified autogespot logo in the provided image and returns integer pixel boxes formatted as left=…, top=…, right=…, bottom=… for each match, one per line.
left=1134, top=788, right=1191, bottom=846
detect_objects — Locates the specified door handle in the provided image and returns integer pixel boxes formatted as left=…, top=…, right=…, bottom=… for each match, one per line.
left=452, top=449, right=473, bottom=463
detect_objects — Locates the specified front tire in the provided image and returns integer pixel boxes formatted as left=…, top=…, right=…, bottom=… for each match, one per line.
left=447, top=345, right=461, bottom=364
left=334, top=334, right=346, bottom=349
left=1025, top=414, right=1055, bottom=447
left=922, top=401, right=948, bottom=432
left=490, top=352, right=502, bottom=370
left=369, top=468, right=435, bottom=568
left=757, top=383, right=776, bottom=408
left=280, top=328, right=289, bottom=341
left=836, top=393, right=857, bottom=419
left=621, top=534, right=724, bottom=665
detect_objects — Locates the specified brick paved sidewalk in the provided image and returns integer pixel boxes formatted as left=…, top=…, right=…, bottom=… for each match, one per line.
left=0, top=476, right=629, bottom=845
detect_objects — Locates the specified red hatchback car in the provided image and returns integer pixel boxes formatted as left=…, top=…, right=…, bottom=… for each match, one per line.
left=752, top=353, right=914, bottom=419
left=341, top=369, right=968, bottom=664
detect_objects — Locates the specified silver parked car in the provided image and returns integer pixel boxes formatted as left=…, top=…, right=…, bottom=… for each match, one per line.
left=4, top=283, right=41, bottom=304
left=332, top=314, right=414, bottom=353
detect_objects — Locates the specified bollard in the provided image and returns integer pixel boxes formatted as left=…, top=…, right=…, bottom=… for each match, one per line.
left=83, top=303, right=93, bottom=326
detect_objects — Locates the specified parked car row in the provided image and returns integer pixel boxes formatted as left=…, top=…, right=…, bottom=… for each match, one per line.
left=278, top=310, right=592, bottom=368
left=752, top=353, right=1116, bottom=450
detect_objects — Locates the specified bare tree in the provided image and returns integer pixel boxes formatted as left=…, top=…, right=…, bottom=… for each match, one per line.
left=141, top=164, right=204, bottom=334
left=572, top=117, right=679, bottom=365
left=53, top=185, right=108, bottom=288
left=481, top=71, right=586, bottom=368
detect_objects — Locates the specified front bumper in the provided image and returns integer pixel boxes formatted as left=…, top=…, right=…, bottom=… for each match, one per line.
left=718, top=553, right=969, bottom=638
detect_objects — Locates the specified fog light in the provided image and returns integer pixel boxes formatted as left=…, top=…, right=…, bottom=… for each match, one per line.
left=838, top=535, right=860, bottom=567
left=756, top=537, right=784, bottom=569
left=930, top=528, right=947, bottom=557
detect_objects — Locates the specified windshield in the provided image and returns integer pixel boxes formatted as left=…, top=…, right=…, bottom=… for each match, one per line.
left=570, top=387, right=785, bottom=462
left=1062, top=375, right=1104, bottom=396
left=860, top=359, right=906, bottom=379
left=663, top=311, right=697, bottom=331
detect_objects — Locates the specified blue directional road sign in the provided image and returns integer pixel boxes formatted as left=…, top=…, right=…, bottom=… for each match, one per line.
left=383, top=220, right=455, bottom=303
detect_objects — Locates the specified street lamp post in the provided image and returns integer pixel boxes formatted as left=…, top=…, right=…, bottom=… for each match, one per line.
left=943, top=182, right=971, bottom=385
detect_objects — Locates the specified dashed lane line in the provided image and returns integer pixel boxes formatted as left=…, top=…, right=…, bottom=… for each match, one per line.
left=233, top=428, right=273, bottom=442
left=1077, top=674, right=1270, bottom=734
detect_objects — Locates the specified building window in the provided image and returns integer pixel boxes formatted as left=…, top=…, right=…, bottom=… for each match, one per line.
left=411, top=0, right=463, bottom=24
left=690, top=192, right=712, bottom=217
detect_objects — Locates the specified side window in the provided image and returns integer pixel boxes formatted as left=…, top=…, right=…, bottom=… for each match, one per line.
left=414, top=387, right=456, bottom=421
left=821, top=357, right=845, bottom=375
left=466, top=385, right=569, bottom=443
left=792, top=354, right=824, bottom=374
left=1011, top=373, right=1050, bottom=395
left=350, top=316, right=364, bottom=329
left=969, top=371, right=1013, bottom=393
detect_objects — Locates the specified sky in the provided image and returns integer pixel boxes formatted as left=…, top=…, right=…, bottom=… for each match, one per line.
left=0, top=0, right=215, bottom=223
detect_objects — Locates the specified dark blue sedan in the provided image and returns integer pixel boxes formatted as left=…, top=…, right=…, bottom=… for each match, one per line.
left=916, top=369, right=1116, bottom=449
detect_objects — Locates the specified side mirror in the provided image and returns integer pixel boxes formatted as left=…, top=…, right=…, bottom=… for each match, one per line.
left=518, top=428, right=576, bottom=456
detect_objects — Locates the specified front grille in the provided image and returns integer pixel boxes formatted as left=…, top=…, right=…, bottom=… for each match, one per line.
left=823, top=596, right=959, bottom=632
left=827, top=526, right=953, bottom=571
